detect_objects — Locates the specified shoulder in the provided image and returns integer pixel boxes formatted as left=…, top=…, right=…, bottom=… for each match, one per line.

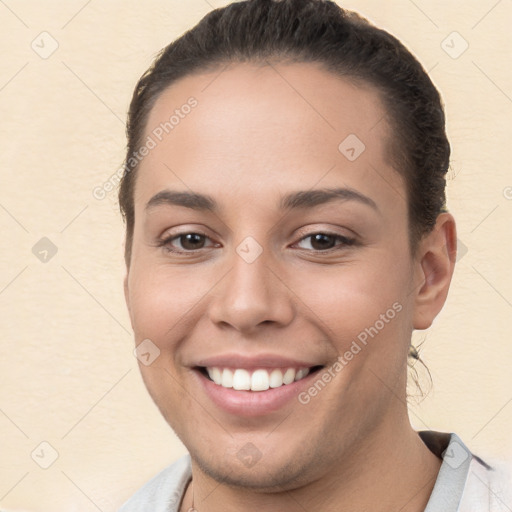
left=118, top=454, right=192, bottom=512
left=460, top=456, right=512, bottom=511
left=420, top=431, right=512, bottom=511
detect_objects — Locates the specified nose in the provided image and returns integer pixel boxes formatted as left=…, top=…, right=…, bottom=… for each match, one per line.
left=207, top=245, right=295, bottom=334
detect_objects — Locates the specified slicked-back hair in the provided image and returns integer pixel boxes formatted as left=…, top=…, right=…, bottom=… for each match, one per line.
left=119, top=0, right=450, bottom=267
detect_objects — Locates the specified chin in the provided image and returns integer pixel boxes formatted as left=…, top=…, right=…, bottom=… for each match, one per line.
left=189, top=438, right=324, bottom=492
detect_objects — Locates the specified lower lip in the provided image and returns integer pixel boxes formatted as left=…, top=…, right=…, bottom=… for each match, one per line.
left=193, top=369, right=319, bottom=417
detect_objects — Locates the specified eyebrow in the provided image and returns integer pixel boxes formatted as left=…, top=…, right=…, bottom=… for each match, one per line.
left=280, top=187, right=378, bottom=212
left=145, top=190, right=216, bottom=212
left=144, top=187, right=379, bottom=213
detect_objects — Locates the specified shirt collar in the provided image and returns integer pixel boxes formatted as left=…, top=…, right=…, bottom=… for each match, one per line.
left=420, top=431, right=476, bottom=511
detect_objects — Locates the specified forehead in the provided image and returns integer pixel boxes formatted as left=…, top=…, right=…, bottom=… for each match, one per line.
left=135, top=61, right=403, bottom=213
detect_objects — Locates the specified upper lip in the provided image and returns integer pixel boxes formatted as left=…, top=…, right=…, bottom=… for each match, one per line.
left=193, top=353, right=325, bottom=369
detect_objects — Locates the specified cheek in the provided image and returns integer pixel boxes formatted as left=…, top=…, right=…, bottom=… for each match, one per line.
left=127, top=238, right=412, bottom=355
left=303, top=255, right=407, bottom=313
left=127, top=262, right=215, bottom=349
left=290, top=252, right=411, bottom=359
left=126, top=264, right=209, bottom=415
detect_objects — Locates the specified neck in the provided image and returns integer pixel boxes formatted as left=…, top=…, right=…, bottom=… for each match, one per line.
left=182, top=420, right=442, bottom=512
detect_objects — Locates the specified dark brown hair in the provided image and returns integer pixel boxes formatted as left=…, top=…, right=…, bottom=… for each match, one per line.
left=119, top=0, right=450, bottom=267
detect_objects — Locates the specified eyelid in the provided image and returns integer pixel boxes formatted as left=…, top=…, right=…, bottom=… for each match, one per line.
left=293, top=223, right=359, bottom=240
left=156, top=227, right=357, bottom=255
left=156, top=229, right=217, bottom=252
left=157, top=224, right=213, bottom=242
left=292, top=231, right=356, bottom=251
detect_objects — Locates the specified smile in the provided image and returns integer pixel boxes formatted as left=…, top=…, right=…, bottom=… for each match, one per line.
left=202, top=366, right=321, bottom=391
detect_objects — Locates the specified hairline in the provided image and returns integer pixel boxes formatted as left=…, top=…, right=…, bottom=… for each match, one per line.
left=122, top=58, right=426, bottom=267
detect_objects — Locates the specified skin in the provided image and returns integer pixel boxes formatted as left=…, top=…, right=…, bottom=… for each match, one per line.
left=123, top=61, right=457, bottom=511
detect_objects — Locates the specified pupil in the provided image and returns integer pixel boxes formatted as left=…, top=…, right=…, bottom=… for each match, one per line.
left=312, top=234, right=334, bottom=250
left=182, top=233, right=204, bottom=250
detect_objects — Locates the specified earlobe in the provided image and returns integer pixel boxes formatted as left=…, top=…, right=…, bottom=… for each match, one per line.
left=412, top=213, right=457, bottom=330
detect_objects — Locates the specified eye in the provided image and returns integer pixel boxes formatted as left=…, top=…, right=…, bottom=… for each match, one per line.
left=294, top=232, right=356, bottom=252
left=157, top=232, right=218, bottom=253
left=156, top=230, right=356, bottom=254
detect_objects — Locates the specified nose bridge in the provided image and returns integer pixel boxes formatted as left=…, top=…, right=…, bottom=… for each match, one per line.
left=208, top=234, right=294, bottom=332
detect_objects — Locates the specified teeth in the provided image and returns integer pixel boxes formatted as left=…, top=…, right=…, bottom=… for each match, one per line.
left=211, top=367, right=222, bottom=385
left=251, top=369, right=270, bottom=391
left=221, top=368, right=233, bottom=388
left=295, top=368, right=310, bottom=381
left=233, top=369, right=251, bottom=390
left=205, top=367, right=312, bottom=391
left=269, top=368, right=283, bottom=388
left=283, top=368, right=296, bottom=385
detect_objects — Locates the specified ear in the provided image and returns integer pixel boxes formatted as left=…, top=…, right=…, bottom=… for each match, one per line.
left=412, top=212, right=457, bottom=330
left=124, top=272, right=131, bottom=318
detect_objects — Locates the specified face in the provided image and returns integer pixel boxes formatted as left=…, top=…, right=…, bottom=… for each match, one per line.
left=124, top=61, right=422, bottom=490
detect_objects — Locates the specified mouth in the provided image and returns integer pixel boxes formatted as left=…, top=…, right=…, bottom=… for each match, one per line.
left=196, top=365, right=324, bottom=391
left=191, top=354, right=328, bottom=416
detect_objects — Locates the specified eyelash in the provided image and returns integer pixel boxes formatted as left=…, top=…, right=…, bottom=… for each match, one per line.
left=155, top=231, right=356, bottom=255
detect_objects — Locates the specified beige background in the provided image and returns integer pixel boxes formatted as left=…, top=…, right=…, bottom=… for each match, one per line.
left=0, top=0, right=511, bottom=510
